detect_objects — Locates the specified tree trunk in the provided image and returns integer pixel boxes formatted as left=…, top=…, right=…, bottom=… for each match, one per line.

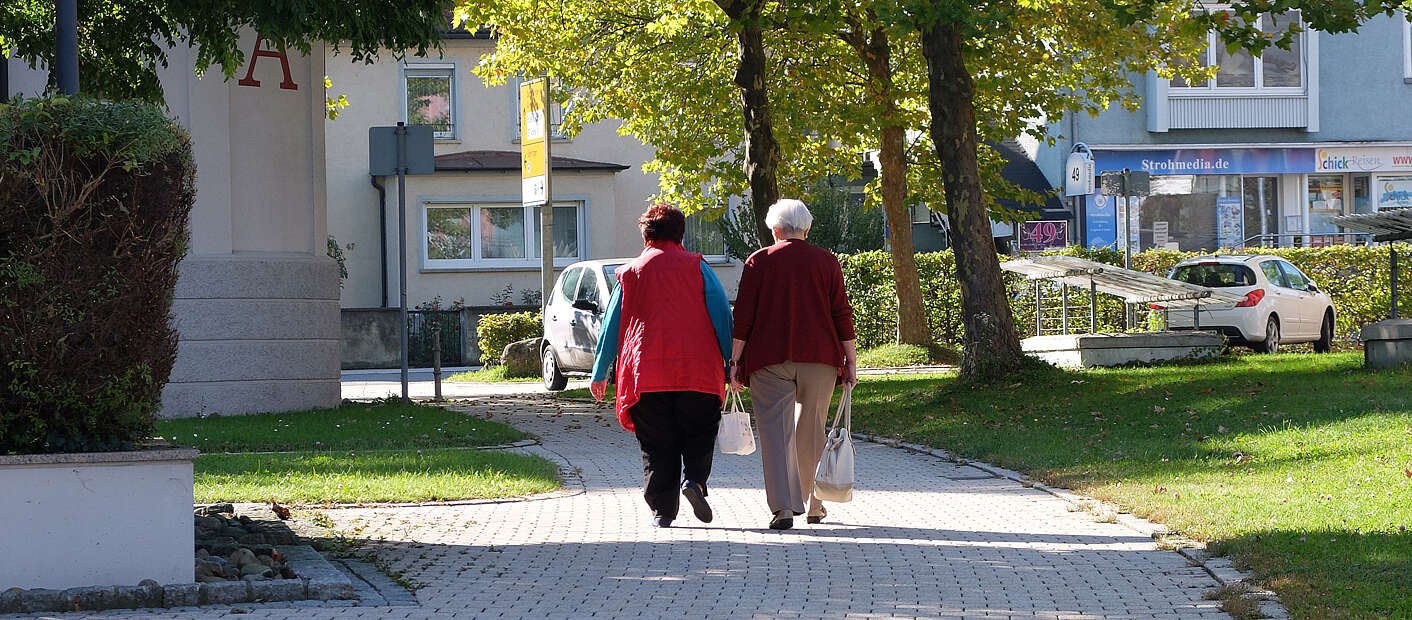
left=855, top=26, right=930, bottom=347
left=920, top=20, right=1026, bottom=380
left=717, top=0, right=780, bottom=244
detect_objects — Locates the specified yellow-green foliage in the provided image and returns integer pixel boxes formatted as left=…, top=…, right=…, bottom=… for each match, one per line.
left=840, top=245, right=1411, bottom=349
left=475, top=311, right=543, bottom=365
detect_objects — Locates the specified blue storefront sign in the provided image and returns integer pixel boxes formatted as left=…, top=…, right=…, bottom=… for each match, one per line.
left=1092, top=148, right=1313, bottom=176
left=1085, top=193, right=1117, bottom=249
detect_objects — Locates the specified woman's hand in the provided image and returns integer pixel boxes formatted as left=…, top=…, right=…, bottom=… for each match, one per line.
left=728, top=364, right=744, bottom=393
left=590, top=380, right=608, bottom=402
left=843, top=357, right=858, bottom=388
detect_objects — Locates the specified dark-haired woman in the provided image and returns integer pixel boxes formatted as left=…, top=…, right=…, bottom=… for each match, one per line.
left=591, top=203, right=733, bottom=528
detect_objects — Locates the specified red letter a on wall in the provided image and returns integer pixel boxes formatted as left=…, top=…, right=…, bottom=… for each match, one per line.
left=237, top=35, right=298, bottom=91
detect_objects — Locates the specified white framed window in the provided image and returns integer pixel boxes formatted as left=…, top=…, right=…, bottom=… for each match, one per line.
left=683, top=212, right=727, bottom=260
left=422, top=201, right=584, bottom=269
left=1172, top=11, right=1305, bottom=93
left=402, top=63, right=457, bottom=140
left=509, top=76, right=570, bottom=142
left=1403, top=12, right=1411, bottom=82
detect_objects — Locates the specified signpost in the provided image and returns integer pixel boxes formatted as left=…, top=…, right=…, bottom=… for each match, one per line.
left=369, top=123, right=434, bottom=403
left=520, top=78, right=554, bottom=310
left=1100, top=168, right=1150, bottom=270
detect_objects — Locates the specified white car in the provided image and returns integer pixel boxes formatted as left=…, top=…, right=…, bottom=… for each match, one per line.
left=540, top=258, right=631, bottom=390
left=1163, top=255, right=1335, bottom=354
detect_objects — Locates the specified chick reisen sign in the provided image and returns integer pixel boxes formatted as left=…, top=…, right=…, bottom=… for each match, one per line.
left=1315, top=146, right=1412, bottom=173
left=520, top=78, right=550, bottom=206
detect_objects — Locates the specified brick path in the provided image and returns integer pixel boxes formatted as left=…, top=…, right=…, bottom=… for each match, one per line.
left=24, top=395, right=1242, bottom=619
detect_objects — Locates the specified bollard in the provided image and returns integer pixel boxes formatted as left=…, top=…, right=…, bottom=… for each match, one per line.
left=432, top=319, right=443, bottom=402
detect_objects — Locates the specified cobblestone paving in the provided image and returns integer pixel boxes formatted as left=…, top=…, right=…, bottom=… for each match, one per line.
left=22, top=395, right=1233, bottom=619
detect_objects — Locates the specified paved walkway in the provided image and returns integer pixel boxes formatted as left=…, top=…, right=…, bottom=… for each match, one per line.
left=27, top=395, right=1244, bottom=620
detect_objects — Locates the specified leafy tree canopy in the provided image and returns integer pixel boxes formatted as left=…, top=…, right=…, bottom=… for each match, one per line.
left=1, top=0, right=454, bottom=102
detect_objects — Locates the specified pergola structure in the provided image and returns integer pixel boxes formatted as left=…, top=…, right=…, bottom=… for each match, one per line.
left=1000, top=255, right=1246, bottom=333
left=1332, top=208, right=1412, bottom=319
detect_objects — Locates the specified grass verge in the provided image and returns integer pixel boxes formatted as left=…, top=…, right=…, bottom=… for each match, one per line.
left=156, top=399, right=526, bottom=452
left=847, top=352, right=1411, bottom=620
left=446, top=365, right=540, bottom=383
left=193, top=448, right=560, bottom=504
left=857, top=343, right=959, bottom=368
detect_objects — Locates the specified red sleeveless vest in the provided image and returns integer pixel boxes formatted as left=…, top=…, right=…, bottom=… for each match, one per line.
left=613, top=241, right=725, bottom=431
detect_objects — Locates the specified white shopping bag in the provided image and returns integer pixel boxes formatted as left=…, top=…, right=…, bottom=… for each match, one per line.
left=814, top=386, right=854, bottom=502
left=717, top=391, right=756, bottom=455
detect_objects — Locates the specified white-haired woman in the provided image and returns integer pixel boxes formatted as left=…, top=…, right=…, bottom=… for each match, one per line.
left=729, top=198, right=858, bottom=530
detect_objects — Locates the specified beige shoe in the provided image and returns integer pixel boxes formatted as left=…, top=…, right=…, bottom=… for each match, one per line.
left=806, top=506, right=827, bottom=524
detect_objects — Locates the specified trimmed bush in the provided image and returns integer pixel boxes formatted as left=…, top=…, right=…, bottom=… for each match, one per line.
left=0, top=95, right=195, bottom=454
left=840, top=244, right=1412, bottom=350
left=475, top=311, right=543, bottom=365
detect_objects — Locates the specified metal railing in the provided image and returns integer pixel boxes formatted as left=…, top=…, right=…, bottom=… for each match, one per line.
left=406, top=310, right=464, bottom=367
left=1242, top=232, right=1372, bottom=248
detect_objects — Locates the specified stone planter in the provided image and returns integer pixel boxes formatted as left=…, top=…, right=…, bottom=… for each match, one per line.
left=0, top=447, right=198, bottom=590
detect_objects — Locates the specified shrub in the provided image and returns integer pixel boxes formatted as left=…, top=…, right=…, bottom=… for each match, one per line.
left=475, top=311, right=543, bottom=365
left=0, top=95, right=195, bottom=454
left=839, top=244, right=1412, bottom=350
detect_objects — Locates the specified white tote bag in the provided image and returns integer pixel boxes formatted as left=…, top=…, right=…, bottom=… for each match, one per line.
left=717, top=391, right=756, bottom=455
left=813, top=386, right=855, bottom=502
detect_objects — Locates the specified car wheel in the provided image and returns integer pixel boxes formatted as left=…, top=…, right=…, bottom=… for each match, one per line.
left=542, top=347, right=568, bottom=391
left=1254, top=316, right=1280, bottom=354
left=1313, top=311, right=1333, bottom=354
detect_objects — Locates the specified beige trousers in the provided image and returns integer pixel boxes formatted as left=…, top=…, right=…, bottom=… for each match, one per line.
left=749, top=361, right=837, bottom=516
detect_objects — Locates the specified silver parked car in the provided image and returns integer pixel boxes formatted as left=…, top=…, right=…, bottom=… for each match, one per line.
left=1163, top=255, right=1335, bottom=353
left=541, top=258, right=631, bottom=390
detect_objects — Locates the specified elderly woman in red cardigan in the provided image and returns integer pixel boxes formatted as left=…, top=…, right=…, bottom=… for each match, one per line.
left=590, top=204, right=733, bottom=528
left=729, top=198, right=858, bottom=530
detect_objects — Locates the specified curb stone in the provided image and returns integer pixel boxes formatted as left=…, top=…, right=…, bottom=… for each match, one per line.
left=0, top=545, right=353, bottom=614
left=851, top=430, right=1291, bottom=620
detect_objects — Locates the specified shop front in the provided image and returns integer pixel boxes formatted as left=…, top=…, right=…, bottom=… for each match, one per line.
left=1084, top=147, right=1314, bottom=252
left=1081, top=145, right=1412, bottom=252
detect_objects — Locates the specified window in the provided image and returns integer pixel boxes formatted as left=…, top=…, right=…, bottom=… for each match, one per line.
left=1277, top=261, right=1311, bottom=292
left=1403, top=12, right=1411, bottom=82
left=1173, top=11, right=1304, bottom=92
left=1170, top=264, right=1256, bottom=287
left=1306, top=174, right=1345, bottom=235
left=576, top=268, right=602, bottom=308
left=684, top=213, right=726, bottom=258
left=403, top=64, right=456, bottom=139
left=556, top=268, right=582, bottom=305
left=1259, top=260, right=1288, bottom=288
left=423, top=202, right=584, bottom=269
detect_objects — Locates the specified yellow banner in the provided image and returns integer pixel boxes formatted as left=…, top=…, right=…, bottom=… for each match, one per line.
left=521, top=141, right=546, bottom=178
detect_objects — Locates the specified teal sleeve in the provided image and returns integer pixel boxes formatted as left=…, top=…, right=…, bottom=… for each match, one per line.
left=701, top=262, right=732, bottom=361
left=590, top=285, right=623, bottom=382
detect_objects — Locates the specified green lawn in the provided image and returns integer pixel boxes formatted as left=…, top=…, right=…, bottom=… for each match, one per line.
left=847, top=352, right=1410, bottom=620
left=156, top=399, right=526, bottom=452
left=157, top=400, right=560, bottom=504
left=446, top=365, right=541, bottom=383
left=193, top=449, right=560, bottom=504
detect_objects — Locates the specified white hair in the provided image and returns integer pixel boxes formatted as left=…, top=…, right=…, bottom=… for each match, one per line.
left=765, top=199, right=813, bottom=234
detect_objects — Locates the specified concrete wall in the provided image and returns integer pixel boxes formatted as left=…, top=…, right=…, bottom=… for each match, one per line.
left=324, top=37, right=743, bottom=310
left=0, top=450, right=197, bottom=589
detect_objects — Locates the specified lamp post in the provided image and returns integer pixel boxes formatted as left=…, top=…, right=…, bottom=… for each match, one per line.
left=56, top=0, right=79, bottom=94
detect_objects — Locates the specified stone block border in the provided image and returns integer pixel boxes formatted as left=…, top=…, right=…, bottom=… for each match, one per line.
left=0, top=545, right=353, bottom=614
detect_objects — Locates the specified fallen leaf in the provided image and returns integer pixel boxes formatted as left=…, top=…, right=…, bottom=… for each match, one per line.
left=270, top=501, right=291, bottom=520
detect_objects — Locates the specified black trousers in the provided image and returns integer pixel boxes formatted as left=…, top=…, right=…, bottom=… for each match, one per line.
left=628, top=391, right=722, bottom=519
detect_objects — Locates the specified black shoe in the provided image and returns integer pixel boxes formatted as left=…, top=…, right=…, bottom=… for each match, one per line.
left=682, top=481, right=713, bottom=523
left=652, top=516, right=673, bottom=528
left=769, top=509, right=793, bottom=530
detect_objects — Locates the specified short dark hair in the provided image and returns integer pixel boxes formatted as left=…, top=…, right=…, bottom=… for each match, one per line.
left=638, top=203, right=686, bottom=243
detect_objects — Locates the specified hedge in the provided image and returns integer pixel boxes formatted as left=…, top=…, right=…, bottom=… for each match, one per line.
left=476, top=311, right=543, bottom=365
left=839, top=244, right=1412, bottom=350
left=1, top=95, right=195, bottom=454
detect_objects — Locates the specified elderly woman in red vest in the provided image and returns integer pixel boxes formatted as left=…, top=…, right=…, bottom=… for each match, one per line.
left=729, top=198, right=858, bottom=530
left=590, top=204, right=733, bottom=528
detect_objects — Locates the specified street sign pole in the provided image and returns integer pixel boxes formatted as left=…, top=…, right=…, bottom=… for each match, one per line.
left=521, top=78, right=554, bottom=311
left=396, top=123, right=409, bottom=404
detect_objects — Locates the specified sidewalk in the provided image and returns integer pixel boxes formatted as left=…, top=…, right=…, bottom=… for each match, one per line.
left=31, top=394, right=1255, bottom=619
left=340, top=367, right=587, bottom=400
